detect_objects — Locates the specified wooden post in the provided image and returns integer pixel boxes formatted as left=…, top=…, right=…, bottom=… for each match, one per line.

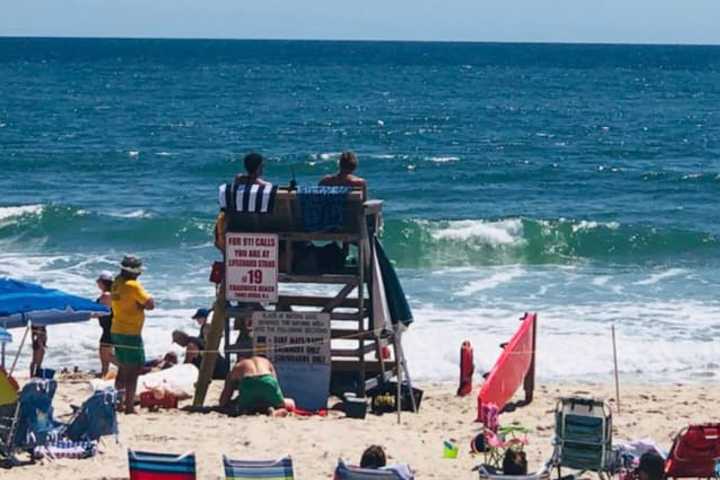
left=193, top=282, right=227, bottom=407
left=611, top=324, right=621, bottom=414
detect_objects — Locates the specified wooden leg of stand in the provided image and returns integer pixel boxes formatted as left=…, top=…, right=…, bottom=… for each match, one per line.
left=193, top=282, right=227, bottom=407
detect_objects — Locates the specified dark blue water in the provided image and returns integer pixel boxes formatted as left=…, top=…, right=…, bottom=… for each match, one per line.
left=1, top=38, right=719, bottom=381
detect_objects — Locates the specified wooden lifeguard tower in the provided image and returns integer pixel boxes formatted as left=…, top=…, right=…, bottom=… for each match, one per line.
left=193, top=188, right=410, bottom=407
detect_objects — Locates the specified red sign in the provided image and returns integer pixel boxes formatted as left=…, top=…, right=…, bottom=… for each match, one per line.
left=225, top=233, right=279, bottom=302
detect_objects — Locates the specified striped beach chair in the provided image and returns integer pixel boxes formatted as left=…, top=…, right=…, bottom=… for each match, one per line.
left=128, top=450, right=197, bottom=480
left=334, top=459, right=414, bottom=480
left=223, top=455, right=294, bottom=480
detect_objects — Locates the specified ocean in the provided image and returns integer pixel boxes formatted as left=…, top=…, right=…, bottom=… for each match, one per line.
left=1, top=38, right=719, bottom=383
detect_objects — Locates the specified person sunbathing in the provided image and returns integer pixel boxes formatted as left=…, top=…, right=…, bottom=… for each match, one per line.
left=140, top=352, right=178, bottom=374
left=219, top=355, right=293, bottom=416
left=638, top=452, right=665, bottom=480
left=319, top=151, right=367, bottom=198
left=359, top=445, right=414, bottom=479
left=360, top=445, right=387, bottom=469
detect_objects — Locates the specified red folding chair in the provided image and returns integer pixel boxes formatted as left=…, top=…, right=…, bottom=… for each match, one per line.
left=665, top=424, right=720, bottom=479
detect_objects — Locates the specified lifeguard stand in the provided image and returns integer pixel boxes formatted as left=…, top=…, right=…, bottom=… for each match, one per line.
left=193, top=188, right=406, bottom=406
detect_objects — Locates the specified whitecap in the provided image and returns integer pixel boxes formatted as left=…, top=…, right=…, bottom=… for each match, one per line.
left=456, top=266, right=525, bottom=296
left=0, top=204, right=44, bottom=221
left=106, top=209, right=154, bottom=219
left=427, top=156, right=460, bottom=163
left=592, top=275, right=611, bottom=286
left=429, top=219, right=524, bottom=246
left=571, top=220, right=620, bottom=233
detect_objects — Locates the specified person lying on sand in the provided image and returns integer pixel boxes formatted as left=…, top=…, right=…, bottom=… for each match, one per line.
left=219, top=355, right=294, bottom=416
left=140, top=352, right=178, bottom=374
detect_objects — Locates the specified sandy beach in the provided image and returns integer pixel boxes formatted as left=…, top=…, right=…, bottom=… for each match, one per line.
left=4, top=379, right=717, bottom=479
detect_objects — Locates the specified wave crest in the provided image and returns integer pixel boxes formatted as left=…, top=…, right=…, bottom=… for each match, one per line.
left=383, top=217, right=719, bottom=267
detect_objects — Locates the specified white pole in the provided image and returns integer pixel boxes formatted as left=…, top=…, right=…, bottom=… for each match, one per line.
left=611, top=324, right=621, bottom=414
left=10, top=324, right=31, bottom=377
left=395, top=333, right=402, bottom=425
left=395, top=328, right=417, bottom=413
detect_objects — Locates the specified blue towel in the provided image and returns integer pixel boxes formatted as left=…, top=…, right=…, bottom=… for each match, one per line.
left=297, top=186, right=350, bottom=232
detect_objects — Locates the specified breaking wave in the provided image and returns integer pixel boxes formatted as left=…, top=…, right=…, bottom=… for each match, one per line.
left=2, top=204, right=718, bottom=266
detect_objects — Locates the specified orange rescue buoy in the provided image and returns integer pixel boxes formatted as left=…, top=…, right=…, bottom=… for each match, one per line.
left=457, top=340, right=474, bottom=396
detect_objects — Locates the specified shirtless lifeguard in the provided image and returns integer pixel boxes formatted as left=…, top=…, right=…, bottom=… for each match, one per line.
left=319, top=151, right=367, bottom=198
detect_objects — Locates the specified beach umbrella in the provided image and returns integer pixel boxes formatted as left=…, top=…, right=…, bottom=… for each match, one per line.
left=0, top=277, right=109, bottom=371
left=0, top=277, right=108, bottom=328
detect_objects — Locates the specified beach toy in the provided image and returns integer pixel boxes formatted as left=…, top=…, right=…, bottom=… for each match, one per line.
left=443, top=440, right=459, bottom=459
left=457, top=340, right=474, bottom=396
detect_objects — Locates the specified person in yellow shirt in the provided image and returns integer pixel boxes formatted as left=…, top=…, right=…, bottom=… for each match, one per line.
left=111, top=255, right=155, bottom=414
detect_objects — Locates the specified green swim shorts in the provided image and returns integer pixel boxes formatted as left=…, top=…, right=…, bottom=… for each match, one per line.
left=111, top=334, right=145, bottom=366
left=235, top=374, right=284, bottom=412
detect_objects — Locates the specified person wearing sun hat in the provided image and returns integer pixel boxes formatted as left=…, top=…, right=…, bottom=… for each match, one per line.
left=111, top=255, right=155, bottom=414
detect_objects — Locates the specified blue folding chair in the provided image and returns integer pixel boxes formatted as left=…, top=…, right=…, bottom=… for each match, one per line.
left=223, top=455, right=294, bottom=479
left=333, top=459, right=414, bottom=480
left=14, top=378, right=64, bottom=448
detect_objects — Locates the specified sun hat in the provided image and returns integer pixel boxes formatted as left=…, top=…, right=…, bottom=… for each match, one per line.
left=97, top=270, right=114, bottom=282
left=119, top=255, right=143, bottom=274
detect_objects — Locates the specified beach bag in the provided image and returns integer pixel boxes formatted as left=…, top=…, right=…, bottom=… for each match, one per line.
left=65, top=387, right=118, bottom=442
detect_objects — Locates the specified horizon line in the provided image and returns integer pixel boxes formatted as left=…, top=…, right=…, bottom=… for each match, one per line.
left=1, top=34, right=720, bottom=48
